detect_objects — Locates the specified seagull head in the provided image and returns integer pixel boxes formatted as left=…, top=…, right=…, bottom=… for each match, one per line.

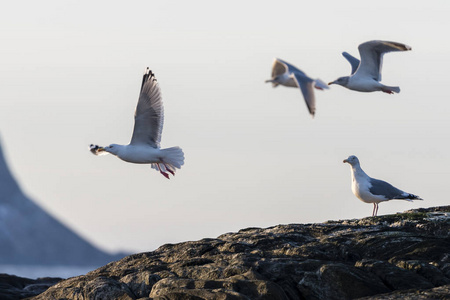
left=343, top=155, right=360, bottom=166
left=328, top=76, right=349, bottom=87
left=103, top=144, right=121, bottom=155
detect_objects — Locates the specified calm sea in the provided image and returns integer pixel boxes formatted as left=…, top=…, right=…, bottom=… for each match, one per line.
left=0, top=265, right=98, bottom=279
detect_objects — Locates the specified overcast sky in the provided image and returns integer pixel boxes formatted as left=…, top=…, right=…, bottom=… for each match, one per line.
left=1, top=1, right=449, bottom=253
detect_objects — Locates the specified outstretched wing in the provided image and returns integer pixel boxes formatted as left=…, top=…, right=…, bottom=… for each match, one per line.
left=356, top=40, right=411, bottom=82
left=342, top=52, right=360, bottom=75
left=273, top=58, right=305, bottom=76
left=130, top=68, right=164, bottom=148
left=270, top=58, right=288, bottom=78
left=292, top=73, right=316, bottom=117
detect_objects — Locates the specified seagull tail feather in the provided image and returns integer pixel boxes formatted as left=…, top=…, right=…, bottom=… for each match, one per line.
left=395, top=193, right=423, bottom=201
left=313, top=79, right=329, bottom=90
left=383, top=85, right=400, bottom=94
left=160, top=146, right=185, bottom=170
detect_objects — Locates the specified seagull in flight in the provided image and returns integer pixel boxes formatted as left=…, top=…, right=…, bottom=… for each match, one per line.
left=265, top=58, right=329, bottom=117
left=90, top=68, right=184, bottom=179
left=329, top=40, right=411, bottom=94
left=343, top=155, right=422, bottom=217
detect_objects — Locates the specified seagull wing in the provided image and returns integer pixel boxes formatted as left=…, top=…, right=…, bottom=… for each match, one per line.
left=270, top=58, right=288, bottom=78
left=130, top=68, right=164, bottom=148
left=292, top=72, right=316, bottom=117
left=355, top=40, right=411, bottom=82
left=274, top=58, right=305, bottom=75
left=369, top=178, right=407, bottom=200
left=342, top=52, right=360, bottom=75
left=313, top=78, right=330, bottom=90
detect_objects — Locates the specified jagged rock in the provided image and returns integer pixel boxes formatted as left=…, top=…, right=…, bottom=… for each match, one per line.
left=0, top=273, right=61, bottom=300
left=31, top=206, right=450, bottom=299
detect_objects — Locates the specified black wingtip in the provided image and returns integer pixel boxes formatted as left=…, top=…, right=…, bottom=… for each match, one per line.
left=140, top=67, right=157, bottom=92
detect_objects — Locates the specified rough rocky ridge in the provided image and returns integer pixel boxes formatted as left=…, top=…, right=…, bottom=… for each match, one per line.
left=30, top=206, right=450, bottom=299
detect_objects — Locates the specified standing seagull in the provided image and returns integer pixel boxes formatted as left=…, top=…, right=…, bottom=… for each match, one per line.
left=329, top=40, right=411, bottom=94
left=90, top=68, right=184, bottom=179
left=265, top=58, right=329, bottom=117
left=343, top=155, right=422, bottom=217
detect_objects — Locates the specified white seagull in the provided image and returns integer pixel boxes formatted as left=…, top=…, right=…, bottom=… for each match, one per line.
left=329, top=40, right=411, bottom=94
left=343, top=155, right=422, bottom=217
left=265, top=58, right=329, bottom=117
left=90, top=68, right=184, bottom=179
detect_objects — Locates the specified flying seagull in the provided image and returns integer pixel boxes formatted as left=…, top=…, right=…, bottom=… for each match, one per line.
left=329, top=40, right=411, bottom=94
left=265, top=58, right=329, bottom=117
left=90, top=68, right=184, bottom=179
left=343, top=155, right=422, bottom=216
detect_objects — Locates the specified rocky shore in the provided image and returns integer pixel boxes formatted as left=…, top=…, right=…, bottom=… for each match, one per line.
left=6, top=206, right=450, bottom=299
left=0, top=274, right=61, bottom=300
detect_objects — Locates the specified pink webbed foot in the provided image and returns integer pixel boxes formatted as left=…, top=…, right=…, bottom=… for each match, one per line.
left=160, top=171, right=170, bottom=179
left=382, top=89, right=394, bottom=94
left=166, top=168, right=175, bottom=176
left=314, top=86, right=324, bottom=90
left=157, top=163, right=175, bottom=179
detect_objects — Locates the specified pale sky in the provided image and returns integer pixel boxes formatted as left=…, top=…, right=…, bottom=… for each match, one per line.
left=0, top=1, right=449, bottom=253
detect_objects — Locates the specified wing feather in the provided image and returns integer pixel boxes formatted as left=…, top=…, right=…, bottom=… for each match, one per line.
left=130, top=68, right=164, bottom=148
left=342, top=52, right=360, bottom=75
left=369, top=178, right=405, bottom=199
left=355, top=40, right=411, bottom=81
left=293, top=73, right=315, bottom=117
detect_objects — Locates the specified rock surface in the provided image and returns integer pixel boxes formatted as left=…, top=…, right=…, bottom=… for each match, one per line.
left=0, top=273, right=61, bottom=300
left=31, top=206, right=450, bottom=300
left=0, top=139, right=125, bottom=266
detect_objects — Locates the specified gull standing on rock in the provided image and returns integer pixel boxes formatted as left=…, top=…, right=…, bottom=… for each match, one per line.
left=265, top=58, right=329, bottom=117
left=90, top=68, right=184, bottom=179
left=343, top=155, right=422, bottom=217
left=329, top=40, right=411, bottom=94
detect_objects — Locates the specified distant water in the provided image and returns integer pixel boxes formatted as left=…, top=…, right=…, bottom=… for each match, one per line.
left=0, top=265, right=97, bottom=279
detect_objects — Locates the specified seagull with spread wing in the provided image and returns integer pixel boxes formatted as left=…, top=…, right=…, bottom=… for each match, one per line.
left=329, top=40, right=411, bottom=94
left=265, top=58, right=329, bottom=117
left=90, top=68, right=184, bottom=179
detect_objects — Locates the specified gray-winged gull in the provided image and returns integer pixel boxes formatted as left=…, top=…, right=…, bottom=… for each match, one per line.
left=329, top=40, right=411, bottom=94
left=90, top=68, right=184, bottom=179
left=265, top=58, right=328, bottom=117
left=343, top=155, right=422, bottom=216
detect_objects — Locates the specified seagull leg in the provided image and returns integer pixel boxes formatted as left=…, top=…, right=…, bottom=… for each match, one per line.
left=157, top=163, right=171, bottom=179
left=372, top=203, right=376, bottom=217
left=160, top=171, right=170, bottom=179
left=163, top=164, right=175, bottom=176
left=314, top=86, right=324, bottom=90
left=374, top=203, right=379, bottom=216
left=382, top=89, right=394, bottom=94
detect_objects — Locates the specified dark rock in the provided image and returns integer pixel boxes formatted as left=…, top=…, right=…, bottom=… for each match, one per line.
left=0, top=273, right=61, bottom=300
left=358, top=284, right=450, bottom=299
left=355, top=259, right=434, bottom=290
left=298, top=263, right=390, bottom=299
left=31, top=206, right=450, bottom=299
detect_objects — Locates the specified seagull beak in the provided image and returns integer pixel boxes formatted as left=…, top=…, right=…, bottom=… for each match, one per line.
left=328, top=81, right=335, bottom=86
left=343, top=159, right=348, bottom=163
